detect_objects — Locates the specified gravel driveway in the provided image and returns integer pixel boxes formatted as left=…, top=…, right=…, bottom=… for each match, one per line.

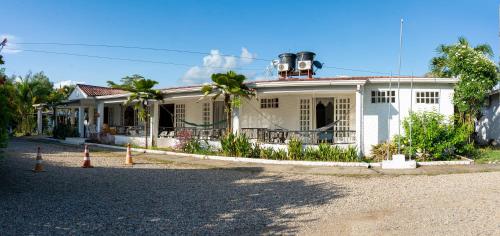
left=0, top=139, right=499, bottom=235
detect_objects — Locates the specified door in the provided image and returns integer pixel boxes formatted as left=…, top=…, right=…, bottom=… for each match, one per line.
left=213, top=101, right=226, bottom=129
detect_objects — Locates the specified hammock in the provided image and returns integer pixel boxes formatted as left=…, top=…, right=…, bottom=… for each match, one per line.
left=179, top=119, right=227, bottom=128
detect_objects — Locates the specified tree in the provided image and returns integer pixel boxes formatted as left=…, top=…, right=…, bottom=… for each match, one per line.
left=108, top=75, right=163, bottom=149
left=0, top=56, right=9, bottom=147
left=201, top=71, right=255, bottom=134
left=12, top=72, right=54, bottom=135
left=429, top=37, right=499, bottom=124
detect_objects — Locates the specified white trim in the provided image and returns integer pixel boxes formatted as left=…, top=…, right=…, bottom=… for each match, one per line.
left=368, top=77, right=458, bottom=84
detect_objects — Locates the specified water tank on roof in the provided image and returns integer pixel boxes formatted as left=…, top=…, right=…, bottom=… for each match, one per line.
left=296, top=51, right=316, bottom=62
left=278, top=53, right=296, bottom=72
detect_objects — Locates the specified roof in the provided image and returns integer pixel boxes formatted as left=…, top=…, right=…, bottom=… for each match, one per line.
left=160, top=76, right=457, bottom=93
left=77, top=84, right=127, bottom=97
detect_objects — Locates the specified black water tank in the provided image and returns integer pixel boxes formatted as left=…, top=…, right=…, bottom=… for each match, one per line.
left=278, top=53, right=296, bottom=71
left=296, top=51, right=316, bottom=62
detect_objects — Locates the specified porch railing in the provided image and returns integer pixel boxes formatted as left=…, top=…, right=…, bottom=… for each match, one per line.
left=158, top=127, right=226, bottom=140
left=240, top=128, right=356, bottom=145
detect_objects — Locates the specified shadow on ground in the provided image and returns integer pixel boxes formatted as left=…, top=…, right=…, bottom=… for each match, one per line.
left=0, top=142, right=346, bottom=235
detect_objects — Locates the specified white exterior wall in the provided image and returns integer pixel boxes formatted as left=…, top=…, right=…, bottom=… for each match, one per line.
left=240, top=95, right=300, bottom=129
left=362, top=83, right=455, bottom=154
left=477, top=93, right=500, bottom=145
left=240, top=93, right=356, bottom=131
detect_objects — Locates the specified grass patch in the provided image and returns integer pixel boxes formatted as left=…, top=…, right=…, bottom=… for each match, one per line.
left=475, top=148, right=500, bottom=164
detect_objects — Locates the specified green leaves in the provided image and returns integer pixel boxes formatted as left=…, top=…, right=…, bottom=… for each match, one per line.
left=201, top=71, right=255, bottom=133
left=429, top=37, right=499, bottom=119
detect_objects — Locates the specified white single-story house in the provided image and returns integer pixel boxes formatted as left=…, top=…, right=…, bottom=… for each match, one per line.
left=476, top=88, right=500, bottom=146
left=39, top=76, right=458, bottom=156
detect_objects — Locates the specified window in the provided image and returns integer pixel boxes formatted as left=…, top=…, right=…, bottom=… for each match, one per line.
left=299, top=99, right=310, bottom=131
left=334, top=98, right=351, bottom=142
left=202, top=103, right=211, bottom=125
left=371, top=90, right=395, bottom=103
left=416, top=91, right=439, bottom=104
left=260, top=98, right=279, bottom=109
left=175, top=104, right=185, bottom=128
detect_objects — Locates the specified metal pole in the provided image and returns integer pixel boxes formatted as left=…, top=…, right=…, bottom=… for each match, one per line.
left=397, top=18, right=404, bottom=155
left=386, top=72, right=393, bottom=160
left=409, top=73, right=414, bottom=160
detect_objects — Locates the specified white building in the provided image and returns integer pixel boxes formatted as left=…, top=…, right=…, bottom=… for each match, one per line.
left=50, top=76, right=457, bottom=156
left=476, top=89, right=500, bottom=146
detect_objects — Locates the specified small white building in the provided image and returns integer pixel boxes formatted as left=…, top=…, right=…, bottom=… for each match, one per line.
left=476, top=89, right=500, bottom=146
left=54, top=76, right=457, bottom=156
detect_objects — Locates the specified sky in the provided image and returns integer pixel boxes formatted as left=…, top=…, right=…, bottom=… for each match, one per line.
left=1, top=0, right=499, bottom=88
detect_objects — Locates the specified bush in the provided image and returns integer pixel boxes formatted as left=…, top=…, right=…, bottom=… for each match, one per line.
left=175, top=129, right=192, bottom=150
left=220, top=133, right=237, bottom=156
left=249, top=143, right=261, bottom=158
left=260, top=147, right=274, bottom=159
left=369, top=141, right=397, bottom=162
left=287, top=138, right=303, bottom=160
left=235, top=134, right=252, bottom=157
left=401, top=111, right=474, bottom=160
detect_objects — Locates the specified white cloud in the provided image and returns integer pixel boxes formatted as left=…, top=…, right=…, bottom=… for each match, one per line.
left=53, top=80, right=85, bottom=88
left=0, top=34, right=22, bottom=54
left=180, top=47, right=257, bottom=84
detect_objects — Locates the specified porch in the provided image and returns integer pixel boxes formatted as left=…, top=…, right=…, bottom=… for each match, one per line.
left=156, top=83, right=363, bottom=151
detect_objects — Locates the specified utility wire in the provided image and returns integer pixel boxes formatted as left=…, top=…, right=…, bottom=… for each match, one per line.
left=15, top=41, right=398, bottom=75
left=7, top=48, right=264, bottom=71
left=16, top=42, right=270, bottom=62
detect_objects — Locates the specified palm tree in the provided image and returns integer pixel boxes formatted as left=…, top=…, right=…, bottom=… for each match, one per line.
left=201, top=71, right=254, bottom=134
left=108, top=75, right=163, bottom=149
left=430, top=36, right=493, bottom=77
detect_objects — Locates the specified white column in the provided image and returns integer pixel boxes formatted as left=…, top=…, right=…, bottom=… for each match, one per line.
left=70, top=108, right=76, bottom=126
left=96, top=102, right=104, bottom=132
left=88, top=107, right=94, bottom=125
left=37, top=107, right=43, bottom=135
left=78, top=107, right=85, bottom=138
left=355, top=85, right=364, bottom=156
left=232, top=107, right=240, bottom=135
left=150, top=101, right=159, bottom=147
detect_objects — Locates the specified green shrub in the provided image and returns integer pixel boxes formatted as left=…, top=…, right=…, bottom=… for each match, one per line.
left=273, top=149, right=287, bottom=160
left=220, top=133, right=237, bottom=156
left=249, top=143, right=261, bottom=158
left=235, top=134, right=252, bottom=157
left=401, top=111, right=474, bottom=161
left=287, top=138, right=303, bottom=160
left=344, top=145, right=358, bottom=162
left=260, top=147, right=274, bottom=159
left=304, top=147, right=319, bottom=160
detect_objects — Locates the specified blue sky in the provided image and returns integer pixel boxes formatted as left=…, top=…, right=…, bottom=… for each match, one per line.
left=1, top=0, right=499, bottom=88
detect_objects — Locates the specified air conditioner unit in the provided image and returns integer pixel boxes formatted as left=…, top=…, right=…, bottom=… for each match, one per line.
left=297, top=60, right=312, bottom=70
left=278, top=63, right=289, bottom=72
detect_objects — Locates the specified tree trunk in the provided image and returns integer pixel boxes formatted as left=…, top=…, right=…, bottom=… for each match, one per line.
left=224, top=94, right=232, bottom=135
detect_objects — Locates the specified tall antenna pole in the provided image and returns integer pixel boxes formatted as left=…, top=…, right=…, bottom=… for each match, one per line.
left=397, top=18, right=404, bottom=155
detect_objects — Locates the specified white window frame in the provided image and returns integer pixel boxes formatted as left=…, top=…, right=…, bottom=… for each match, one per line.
left=175, top=104, right=185, bottom=128
left=371, top=90, right=396, bottom=103
left=299, top=98, right=311, bottom=131
left=334, top=97, right=351, bottom=142
left=202, top=102, right=211, bottom=126
left=416, top=91, right=440, bottom=104
left=260, top=98, right=279, bottom=109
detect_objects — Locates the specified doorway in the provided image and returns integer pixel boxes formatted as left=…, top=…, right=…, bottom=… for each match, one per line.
left=159, top=104, right=175, bottom=131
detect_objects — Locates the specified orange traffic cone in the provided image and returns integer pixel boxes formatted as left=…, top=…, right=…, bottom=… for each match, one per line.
left=125, top=143, right=134, bottom=165
left=33, top=147, right=44, bottom=172
left=82, top=145, right=93, bottom=168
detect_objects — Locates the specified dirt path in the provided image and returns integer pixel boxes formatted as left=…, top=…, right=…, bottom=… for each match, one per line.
left=0, top=139, right=499, bottom=235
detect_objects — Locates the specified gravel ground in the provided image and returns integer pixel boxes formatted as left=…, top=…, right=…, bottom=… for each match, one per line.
left=0, top=139, right=499, bottom=235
